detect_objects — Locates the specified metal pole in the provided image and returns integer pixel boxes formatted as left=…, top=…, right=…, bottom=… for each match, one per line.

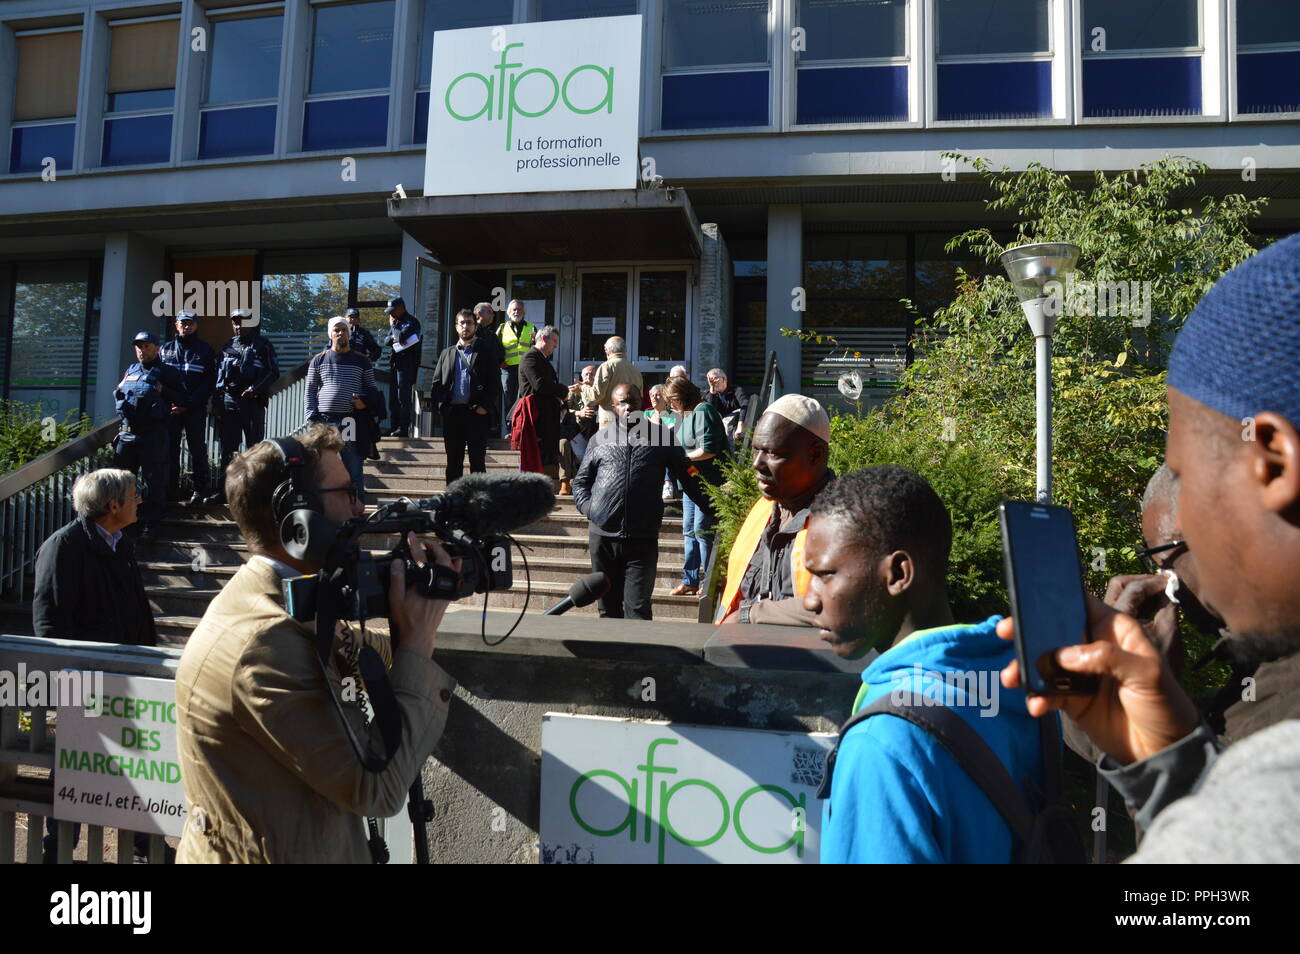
left=1035, top=333, right=1052, bottom=503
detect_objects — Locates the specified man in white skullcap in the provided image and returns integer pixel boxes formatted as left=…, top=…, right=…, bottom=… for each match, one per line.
left=716, top=394, right=834, bottom=626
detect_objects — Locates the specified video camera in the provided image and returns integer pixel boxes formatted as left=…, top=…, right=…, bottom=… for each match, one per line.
left=279, top=471, right=555, bottom=626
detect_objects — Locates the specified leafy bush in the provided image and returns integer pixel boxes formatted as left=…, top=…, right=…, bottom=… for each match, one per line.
left=0, top=400, right=94, bottom=476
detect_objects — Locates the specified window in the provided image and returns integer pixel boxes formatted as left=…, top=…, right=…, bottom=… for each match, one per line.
left=102, top=17, right=179, bottom=166
left=1236, top=0, right=1300, bottom=115
left=934, top=0, right=1052, bottom=121
left=536, top=0, right=637, bottom=21
left=1082, top=0, right=1202, bottom=118
left=200, top=13, right=283, bottom=159
left=303, top=0, right=395, bottom=151
left=414, top=0, right=512, bottom=143
left=796, top=0, right=908, bottom=125
left=7, top=262, right=95, bottom=418
left=661, top=0, right=771, bottom=130
left=10, top=29, right=82, bottom=174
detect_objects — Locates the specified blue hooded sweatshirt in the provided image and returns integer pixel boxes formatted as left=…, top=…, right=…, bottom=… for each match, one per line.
left=820, top=616, right=1051, bottom=863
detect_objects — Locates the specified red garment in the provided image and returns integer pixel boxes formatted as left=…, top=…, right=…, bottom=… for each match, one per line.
left=510, top=394, right=543, bottom=473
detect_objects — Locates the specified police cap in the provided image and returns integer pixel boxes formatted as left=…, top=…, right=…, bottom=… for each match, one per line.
left=133, top=331, right=159, bottom=345
left=175, top=309, right=199, bottom=323
left=344, top=307, right=360, bottom=318
left=384, top=297, right=405, bottom=314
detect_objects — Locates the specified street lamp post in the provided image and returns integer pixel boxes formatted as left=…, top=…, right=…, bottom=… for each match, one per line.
left=999, top=243, right=1081, bottom=503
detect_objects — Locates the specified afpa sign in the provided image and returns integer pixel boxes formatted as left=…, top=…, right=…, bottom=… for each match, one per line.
left=424, top=15, right=641, bottom=197
left=539, top=714, right=834, bottom=864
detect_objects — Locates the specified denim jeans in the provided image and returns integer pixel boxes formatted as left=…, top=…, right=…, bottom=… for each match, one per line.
left=321, top=414, right=366, bottom=502
left=681, top=494, right=715, bottom=588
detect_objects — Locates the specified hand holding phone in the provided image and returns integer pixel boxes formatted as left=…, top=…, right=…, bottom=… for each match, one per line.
left=999, top=500, right=1098, bottom=696
left=996, top=595, right=1201, bottom=766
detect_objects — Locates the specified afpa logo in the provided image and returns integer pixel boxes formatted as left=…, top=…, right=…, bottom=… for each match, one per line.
left=444, top=42, right=614, bottom=150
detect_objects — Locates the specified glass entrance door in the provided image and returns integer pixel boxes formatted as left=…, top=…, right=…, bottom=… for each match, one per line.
left=507, top=270, right=559, bottom=331
left=575, top=267, right=690, bottom=380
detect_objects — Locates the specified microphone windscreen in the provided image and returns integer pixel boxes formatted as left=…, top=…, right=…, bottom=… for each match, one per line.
left=445, top=471, right=556, bottom=535
left=568, top=572, right=610, bottom=608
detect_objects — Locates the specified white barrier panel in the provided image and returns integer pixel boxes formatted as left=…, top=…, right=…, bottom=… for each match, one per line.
left=539, top=713, right=833, bottom=864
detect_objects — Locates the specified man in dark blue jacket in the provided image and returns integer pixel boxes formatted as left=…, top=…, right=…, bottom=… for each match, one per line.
left=345, top=307, right=383, bottom=362
left=161, top=309, right=217, bottom=505
left=382, top=296, right=422, bottom=437
left=211, top=308, right=279, bottom=503
left=573, top=383, right=707, bottom=620
left=431, top=309, right=501, bottom=483
left=114, top=331, right=187, bottom=539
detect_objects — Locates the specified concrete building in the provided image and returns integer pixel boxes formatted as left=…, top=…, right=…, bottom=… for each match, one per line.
left=2, top=0, right=1297, bottom=425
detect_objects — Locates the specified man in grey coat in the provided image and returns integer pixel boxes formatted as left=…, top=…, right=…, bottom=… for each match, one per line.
left=998, top=232, right=1300, bottom=862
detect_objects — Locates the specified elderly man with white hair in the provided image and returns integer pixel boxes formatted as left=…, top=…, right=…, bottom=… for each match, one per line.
left=592, top=336, right=644, bottom=429
left=306, top=315, right=376, bottom=502
left=33, top=468, right=157, bottom=646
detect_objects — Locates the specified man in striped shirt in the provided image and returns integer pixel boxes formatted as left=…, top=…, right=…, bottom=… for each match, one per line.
left=306, top=316, right=376, bottom=503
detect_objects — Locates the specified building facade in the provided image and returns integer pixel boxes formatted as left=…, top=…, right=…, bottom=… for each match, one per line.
left=2, top=0, right=1298, bottom=424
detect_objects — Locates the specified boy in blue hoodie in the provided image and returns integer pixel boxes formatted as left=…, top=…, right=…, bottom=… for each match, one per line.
left=804, top=466, right=1046, bottom=863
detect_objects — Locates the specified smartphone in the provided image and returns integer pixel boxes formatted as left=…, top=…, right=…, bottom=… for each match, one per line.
left=999, top=500, right=1099, bottom=696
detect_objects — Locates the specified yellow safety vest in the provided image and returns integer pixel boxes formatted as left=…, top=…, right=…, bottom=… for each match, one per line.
left=497, top=321, right=535, bottom=367
left=716, top=496, right=812, bottom=623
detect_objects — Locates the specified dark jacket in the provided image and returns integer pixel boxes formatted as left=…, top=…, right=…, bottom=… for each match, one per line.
left=431, top=337, right=501, bottom=412
left=384, top=314, right=422, bottom=366
left=517, top=348, right=568, bottom=462
left=573, top=416, right=708, bottom=538
left=161, top=334, right=218, bottom=410
left=475, top=324, right=507, bottom=369
left=115, top=359, right=187, bottom=435
left=33, top=516, right=157, bottom=646
left=218, top=333, right=279, bottom=409
left=350, top=324, right=383, bottom=363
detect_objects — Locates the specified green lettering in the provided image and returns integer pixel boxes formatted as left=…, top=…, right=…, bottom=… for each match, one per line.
left=561, top=64, right=614, bottom=115
left=733, top=785, right=805, bottom=856
left=446, top=72, right=493, bottom=122
left=658, top=779, right=729, bottom=864
left=569, top=770, right=638, bottom=839
left=507, top=68, right=559, bottom=151
left=58, top=748, right=77, bottom=770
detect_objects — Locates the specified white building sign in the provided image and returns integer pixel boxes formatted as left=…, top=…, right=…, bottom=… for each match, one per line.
left=539, top=713, right=834, bottom=864
left=54, top=673, right=187, bottom=837
left=425, top=15, right=642, bottom=197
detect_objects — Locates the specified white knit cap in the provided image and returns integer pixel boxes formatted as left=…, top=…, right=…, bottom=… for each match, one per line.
left=328, top=315, right=349, bottom=332
left=763, top=394, right=831, bottom=443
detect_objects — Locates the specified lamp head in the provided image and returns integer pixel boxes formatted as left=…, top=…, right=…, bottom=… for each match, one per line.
left=999, top=242, right=1081, bottom=337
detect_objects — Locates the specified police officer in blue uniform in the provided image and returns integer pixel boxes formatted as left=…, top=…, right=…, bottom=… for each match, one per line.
left=114, top=331, right=187, bottom=539
left=383, top=296, right=422, bottom=437
left=210, top=308, right=280, bottom=503
left=345, top=307, right=382, bottom=362
left=161, top=309, right=217, bottom=505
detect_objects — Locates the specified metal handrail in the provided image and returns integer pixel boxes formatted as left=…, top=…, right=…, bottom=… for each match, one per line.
left=0, top=359, right=313, bottom=597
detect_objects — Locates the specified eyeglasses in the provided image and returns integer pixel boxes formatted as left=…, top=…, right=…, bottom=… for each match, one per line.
left=317, top=485, right=359, bottom=506
left=1136, top=540, right=1186, bottom=574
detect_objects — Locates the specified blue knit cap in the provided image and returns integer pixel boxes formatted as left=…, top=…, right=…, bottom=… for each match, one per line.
left=1168, top=232, right=1300, bottom=424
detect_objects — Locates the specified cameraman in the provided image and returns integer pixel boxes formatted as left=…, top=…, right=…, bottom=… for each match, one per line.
left=175, top=423, right=457, bottom=863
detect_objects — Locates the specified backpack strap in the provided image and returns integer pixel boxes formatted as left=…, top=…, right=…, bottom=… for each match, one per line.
left=818, top=692, right=1036, bottom=846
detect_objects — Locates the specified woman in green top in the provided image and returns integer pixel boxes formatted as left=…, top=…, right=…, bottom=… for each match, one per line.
left=646, top=384, right=680, bottom=501
left=664, top=376, right=726, bottom=596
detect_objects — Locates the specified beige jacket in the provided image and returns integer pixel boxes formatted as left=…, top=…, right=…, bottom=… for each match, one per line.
left=174, top=558, right=455, bottom=863
left=593, top=355, right=644, bottom=428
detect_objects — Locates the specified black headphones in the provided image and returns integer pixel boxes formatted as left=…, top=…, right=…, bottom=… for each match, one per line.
left=269, top=436, right=336, bottom=564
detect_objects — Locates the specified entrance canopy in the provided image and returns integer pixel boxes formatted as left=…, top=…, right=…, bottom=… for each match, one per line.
left=388, top=188, right=703, bottom=266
